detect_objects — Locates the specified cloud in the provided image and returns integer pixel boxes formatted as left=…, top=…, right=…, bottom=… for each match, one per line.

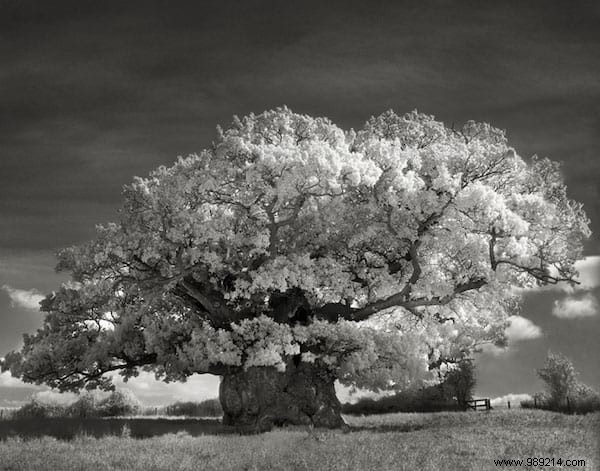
left=572, top=256, right=600, bottom=291
left=552, top=293, right=598, bottom=319
left=490, top=393, right=532, bottom=408
left=335, top=383, right=395, bottom=404
left=1, top=285, right=44, bottom=310
left=505, top=315, right=542, bottom=342
left=480, top=315, right=542, bottom=356
left=0, top=371, right=28, bottom=388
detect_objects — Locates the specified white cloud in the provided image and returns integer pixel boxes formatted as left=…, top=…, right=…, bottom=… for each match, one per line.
left=479, top=315, right=542, bottom=356
left=505, top=315, right=542, bottom=342
left=335, top=383, right=394, bottom=404
left=572, top=256, right=600, bottom=291
left=552, top=293, right=598, bottom=319
left=0, top=371, right=28, bottom=388
left=490, top=393, right=532, bottom=408
left=1, top=285, right=45, bottom=310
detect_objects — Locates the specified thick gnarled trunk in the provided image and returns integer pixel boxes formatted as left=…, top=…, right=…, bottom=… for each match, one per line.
left=219, top=362, right=344, bottom=432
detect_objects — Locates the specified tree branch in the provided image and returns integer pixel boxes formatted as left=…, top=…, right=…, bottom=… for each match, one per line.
left=178, top=277, right=237, bottom=328
left=345, top=277, right=488, bottom=322
left=494, top=259, right=578, bottom=285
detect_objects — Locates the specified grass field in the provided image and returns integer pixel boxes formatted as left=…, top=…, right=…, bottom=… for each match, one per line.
left=0, top=410, right=598, bottom=470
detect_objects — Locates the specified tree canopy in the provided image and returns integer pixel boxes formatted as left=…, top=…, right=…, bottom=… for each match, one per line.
left=2, top=107, right=590, bottom=395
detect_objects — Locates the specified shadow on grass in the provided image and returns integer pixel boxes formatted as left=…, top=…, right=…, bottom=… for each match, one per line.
left=0, top=417, right=238, bottom=440
left=0, top=417, right=429, bottom=440
left=346, top=423, right=426, bottom=433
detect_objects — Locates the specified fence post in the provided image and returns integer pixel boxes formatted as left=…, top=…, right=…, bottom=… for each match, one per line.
left=534, top=397, right=537, bottom=408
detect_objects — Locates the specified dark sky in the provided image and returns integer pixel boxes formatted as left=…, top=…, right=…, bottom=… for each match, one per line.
left=1, top=0, right=599, bottom=405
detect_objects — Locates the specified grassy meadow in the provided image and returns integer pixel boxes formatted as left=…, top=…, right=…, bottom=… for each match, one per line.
left=0, top=410, right=598, bottom=470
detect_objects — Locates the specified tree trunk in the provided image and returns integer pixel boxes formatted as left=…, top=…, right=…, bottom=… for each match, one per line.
left=219, top=361, right=344, bottom=433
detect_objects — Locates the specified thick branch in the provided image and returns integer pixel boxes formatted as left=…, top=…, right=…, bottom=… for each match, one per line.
left=345, top=277, right=487, bottom=322
left=22, top=353, right=159, bottom=392
left=178, top=277, right=236, bottom=328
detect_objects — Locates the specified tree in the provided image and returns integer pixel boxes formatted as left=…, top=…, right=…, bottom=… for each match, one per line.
left=536, top=351, right=580, bottom=406
left=1, top=108, right=590, bottom=431
left=442, top=359, right=476, bottom=407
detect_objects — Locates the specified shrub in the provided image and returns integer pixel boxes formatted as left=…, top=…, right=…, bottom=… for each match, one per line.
left=341, top=385, right=462, bottom=415
left=14, top=399, right=66, bottom=419
left=569, top=384, right=600, bottom=414
left=12, top=390, right=143, bottom=419
left=520, top=392, right=551, bottom=409
left=164, top=399, right=222, bottom=417
left=96, top=390, right=142, bottom=417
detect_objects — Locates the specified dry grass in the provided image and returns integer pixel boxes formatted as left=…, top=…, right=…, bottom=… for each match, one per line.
left=0, top=410, right=598, bottom=470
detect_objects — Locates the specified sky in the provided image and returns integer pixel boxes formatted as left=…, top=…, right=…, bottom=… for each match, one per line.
left=0, top=0, right=599, bottom=407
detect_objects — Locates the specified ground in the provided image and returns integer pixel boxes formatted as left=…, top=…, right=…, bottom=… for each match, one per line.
left=0, top=410, right=598, bottom=470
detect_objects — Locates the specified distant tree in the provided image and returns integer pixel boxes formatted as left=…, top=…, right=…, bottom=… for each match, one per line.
left=1, top=108, right=590, bottom=432
left=537, top=351, right=579, bottom=406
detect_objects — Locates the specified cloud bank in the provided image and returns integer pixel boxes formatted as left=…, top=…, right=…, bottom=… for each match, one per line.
left=1, top=285, right=44, bottom=310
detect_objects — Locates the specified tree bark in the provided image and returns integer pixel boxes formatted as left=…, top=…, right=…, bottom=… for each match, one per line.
left=219, top=361, right=344, bottom=433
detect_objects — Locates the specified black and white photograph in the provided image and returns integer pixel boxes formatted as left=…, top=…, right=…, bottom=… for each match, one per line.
left=0, top=1, right=599, bottom=469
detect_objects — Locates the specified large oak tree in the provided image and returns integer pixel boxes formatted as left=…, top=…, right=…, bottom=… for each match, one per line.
left=2, top=108, right=590, bottom=431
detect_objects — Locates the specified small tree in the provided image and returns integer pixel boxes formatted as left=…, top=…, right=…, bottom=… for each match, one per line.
left=536, top=352, right=579, bottom=406
left=1, top=108, right=590, bottom=432
left=443, top=359, right=476, bottom=407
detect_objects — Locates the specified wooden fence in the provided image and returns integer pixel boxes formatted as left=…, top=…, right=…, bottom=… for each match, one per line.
left=464, top=398, right=491, bottom=411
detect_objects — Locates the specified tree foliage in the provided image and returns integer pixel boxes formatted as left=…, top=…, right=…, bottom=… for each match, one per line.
left=536, top=351, right=581, bottom=405
left=1, top=107, right=590, bottom=394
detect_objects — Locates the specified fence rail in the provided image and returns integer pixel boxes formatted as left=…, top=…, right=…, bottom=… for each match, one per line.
left=464, top=398, right=491, bottom=411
